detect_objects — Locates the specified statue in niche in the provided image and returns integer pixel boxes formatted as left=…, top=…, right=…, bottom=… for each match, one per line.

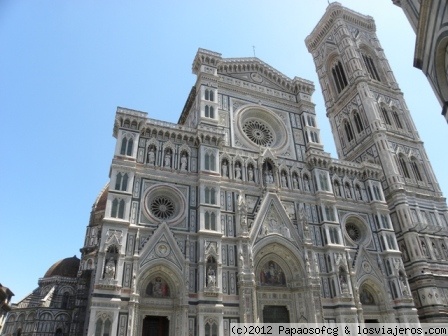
left=339, top=267, right=349, bottom=293
left=247, top=166, right=254, bottom=181
left=259, top=261, right=286, bottom=286
left=147, top=147, right=155, bottom=164
left=103, top=258, right=116, bottom=279
left=334, top=182, right=341, bottom=196
left=164, top=150, right=171, bottom=167
left=292, top=175, right=298, bottom=189
left=235, top=164, right=241, bottom=179
left=222, top=160, right=228, bottom=177
left=303, top=176, right=310, bottom=191
left=355, top=186, right=362, bottom=200
left=207, top=267, right=216, bottom=288
left=268, top=170, right=274, bottom=183
left=281, top=173, right=287, bottom=188
left=345, top=184, right=352, bottom=198
left=146, top=277, right=170, bottom=297
left=180, top=153, right=188, bottom=171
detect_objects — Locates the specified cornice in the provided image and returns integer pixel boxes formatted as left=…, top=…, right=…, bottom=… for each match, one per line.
left=192, top=48, right=314, bottom=96
left=305, top=2, right=376, bottom=52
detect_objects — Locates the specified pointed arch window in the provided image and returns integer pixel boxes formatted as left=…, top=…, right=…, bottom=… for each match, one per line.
left=95, top=318, right=111, bottom=336
left=392, top=110, right=403, bottom=129
left=410, top=158, right=423, bottom=181
left=362, top=54, right=380, bottom=81
left=398, top=155, right=410, bottom=178
left=111, top=198, right=125, bottom=219
left=353, top=111, right=364, bottom=133
left=344, top=120, right=354, bottom=142
left=120, top=135, right=134, bottom=156
left=205, top=105, right=214, bottom=118
left=115, top=172, right=129, bottom=191
left=205, top=88, right=214, bottom=101
left=205, top=211, right=216, bottom=230
left=380, top=107, right=392, bottom=125
left=332, top=61, right=348, bottom=93
left=204, top=151, right=216, bottom=171
left=204, top=187, right=216, bottom=204
left=205, top=321, right=218, bottom=336
left=61, top=292, right=70, bottom=309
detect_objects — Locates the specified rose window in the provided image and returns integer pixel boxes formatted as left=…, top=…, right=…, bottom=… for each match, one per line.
left=346, top=223, right=361, bottom=242
left=242, top=119, right=274, bottom=146
left=150, top=196, right=175, bottom=220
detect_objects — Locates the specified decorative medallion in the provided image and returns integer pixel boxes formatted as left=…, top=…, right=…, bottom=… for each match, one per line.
left=250, top=72, right=263, bottom=83
left=362, top=261, right=372, bottom=273
left=155, top=242, right=171, bottom=257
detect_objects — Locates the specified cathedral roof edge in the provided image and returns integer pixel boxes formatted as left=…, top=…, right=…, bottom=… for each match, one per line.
left=305, top=2, right=376, bottom=52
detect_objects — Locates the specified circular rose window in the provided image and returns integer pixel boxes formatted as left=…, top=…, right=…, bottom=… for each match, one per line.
left=143, top=184, right=186, bottom=224
left=150, top=196, right=175, bottom=220
left=242, top=119, right=274, bottom=146
left=235, top=105, right=288, bottom=150
left=346, top=223, right=361, bottom=242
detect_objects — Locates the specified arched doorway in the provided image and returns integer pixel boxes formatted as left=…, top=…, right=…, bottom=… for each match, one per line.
left=142, top=316, right=169, bottom=336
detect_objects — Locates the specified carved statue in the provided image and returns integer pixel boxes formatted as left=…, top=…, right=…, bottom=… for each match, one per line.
left=180, top=154, right=188, bottom=171
left=147, top=147, right=155, bottom=164
left=222, top=161, right=228, bottom=177
left=292, top=175, right=298, bottom=189
left=248, top=167, right=254, bottom=181
left=104, top=258, right=116, bottom=279
left=207, top=267, right=216, bottom=287
left=235, top=164, right=241, bottom=179
left=164, top=151, right=171, bottom=167
left=281, top=173, right=287, bottom=188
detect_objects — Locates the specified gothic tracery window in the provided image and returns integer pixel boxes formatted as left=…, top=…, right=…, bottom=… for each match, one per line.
left=362, top=53, right=381, bottom=81
left=205, top=105, right=214, bottom=118
left=380, top=107, right=392, bottom=125
left=398, top=155, right=410, bottom=179
left=353, top=111, right=364, bottom=133
left=111, top=198, right=125, bottom=219
left=344, top=120, right=354, bottom=142
left=332, top=60, right=348, bottom=93
left=120, top=135, right=133, bottom=156
left=392, top=110, right=403, bottom=129
left=95, top=318, right=111, bottom=336
left=410, top=158, right=423, bottom=181
left=115, top=172, right=128, bottom=191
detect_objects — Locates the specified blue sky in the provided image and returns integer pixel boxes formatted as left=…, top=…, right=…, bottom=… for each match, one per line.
left=1, top=0, right=447, bottom=302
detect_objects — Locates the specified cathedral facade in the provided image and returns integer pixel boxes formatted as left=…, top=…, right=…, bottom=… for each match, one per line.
left=3, top=3, right=448, bottom=336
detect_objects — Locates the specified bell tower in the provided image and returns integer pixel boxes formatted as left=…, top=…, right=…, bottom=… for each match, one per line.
left=306, top=2, right=448, bottom=322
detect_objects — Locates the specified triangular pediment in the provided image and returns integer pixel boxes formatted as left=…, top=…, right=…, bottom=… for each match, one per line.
left=250, top=193, right=301, bottom=246
left=353, top=246, right=384, bottom=283
left=221, top=71, right=286, bottom=91
left=139, top=222, right=185, bottom=271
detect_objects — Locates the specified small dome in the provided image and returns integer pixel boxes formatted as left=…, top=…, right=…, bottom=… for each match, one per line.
left=44, top=256, right=80, bottom=278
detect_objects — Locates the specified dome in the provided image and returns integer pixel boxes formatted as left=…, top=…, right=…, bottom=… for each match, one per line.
left=44, top=256, right=80, bottom=278
left=92, top=183, right=109, bottom=213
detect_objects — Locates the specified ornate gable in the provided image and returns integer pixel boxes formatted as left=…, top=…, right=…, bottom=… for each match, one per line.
left=138, top=222, right=185, bottom=271
left=249, top=192, right=301, bottom=246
